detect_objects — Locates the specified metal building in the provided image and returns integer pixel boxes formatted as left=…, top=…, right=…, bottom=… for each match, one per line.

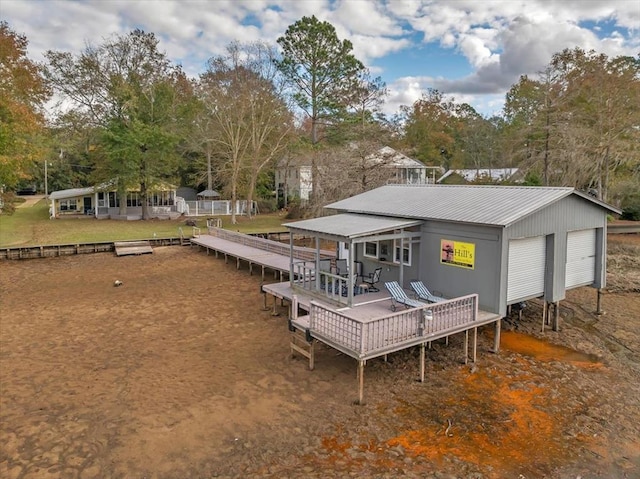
left=288, top=185, right=620, bottom=321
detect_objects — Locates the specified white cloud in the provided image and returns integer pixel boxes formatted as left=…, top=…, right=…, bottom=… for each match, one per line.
left=2, top=0, right=638, bottom=118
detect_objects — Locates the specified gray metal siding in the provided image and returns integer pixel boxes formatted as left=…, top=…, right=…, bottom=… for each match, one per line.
left=420, top=222, right=502, bottom=314
left=356, top=243, right=420, bottom=288
left=505, top=195, right=605, bottom=239
left=505, top=195, right=606, bottom=302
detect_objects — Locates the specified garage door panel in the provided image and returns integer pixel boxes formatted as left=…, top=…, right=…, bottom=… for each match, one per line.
left=566, top=229, right=595, bottom=288
left=507, top=236, right=546, bottom=302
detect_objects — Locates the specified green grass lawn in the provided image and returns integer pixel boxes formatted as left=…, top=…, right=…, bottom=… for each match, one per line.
left=0, top=199, right=288, bottom=247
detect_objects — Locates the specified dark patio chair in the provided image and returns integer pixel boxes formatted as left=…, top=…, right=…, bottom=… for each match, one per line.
left=362, top=267, right=382, bottom=292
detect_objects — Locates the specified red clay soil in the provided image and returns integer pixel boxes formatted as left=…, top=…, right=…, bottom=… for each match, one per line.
left=1, top=237, right=639, bottom=479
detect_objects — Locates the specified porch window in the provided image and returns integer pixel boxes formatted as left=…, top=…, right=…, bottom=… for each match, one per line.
left=364, top=241, right=378, bottom=258
left=393, top=237, right=411, bottom=266
left=126, top=192, right=141, bottom=207
left=97, top=192, right=107, bottom=208
left=59, top=199, right=77, bottom=211
left=108, top=192, right=119, bottom=208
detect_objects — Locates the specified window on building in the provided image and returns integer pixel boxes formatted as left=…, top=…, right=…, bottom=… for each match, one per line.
left=127, top=192, right=141, bottom=207
left=108, top=192, right=119, bottom=208
left=393, top=236, right=411, bottom=266
left=364, top=241, right=379, bottom=259
left=59, top=199, right=77, bottom=211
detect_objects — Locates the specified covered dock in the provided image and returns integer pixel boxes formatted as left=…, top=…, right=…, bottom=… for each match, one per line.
left=191, top=227, right=502, bottom=404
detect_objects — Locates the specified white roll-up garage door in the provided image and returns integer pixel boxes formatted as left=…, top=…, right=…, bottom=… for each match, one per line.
left=565, top=229, right=596, bottom=288
left=507, top=236, right=546, bottom=302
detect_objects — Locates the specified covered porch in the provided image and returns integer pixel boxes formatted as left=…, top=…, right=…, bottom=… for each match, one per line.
left=283, top=214, right=424, bottom=308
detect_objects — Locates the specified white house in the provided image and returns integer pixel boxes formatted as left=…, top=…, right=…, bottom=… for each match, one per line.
left=48, top=182, right=179, bottom=220
left=275, top=146, right=438, bottom=206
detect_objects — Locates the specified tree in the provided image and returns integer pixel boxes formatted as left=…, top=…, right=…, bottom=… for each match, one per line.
left=275, top=15, right=365, bottom=201
left=0, top=22, right=49, bottom=204
left=199, top=42, right=293, bottom=223
left=551, top=49, right=640, bottom=201
left=400, top=89, right=458, bottom=168
left=45, top=30, right=187, bottom=219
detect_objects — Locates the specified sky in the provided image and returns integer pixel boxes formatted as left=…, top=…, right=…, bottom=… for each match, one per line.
left=3, top=0, right=639, bottom=117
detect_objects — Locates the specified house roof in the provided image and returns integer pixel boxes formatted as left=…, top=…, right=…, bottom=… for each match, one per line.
left=198, top=189, right=220, bottom=198
left=49, top=187, right=95, bottom=200
left=326, top=184, right=620, bottom=227
left=367, top=146, right=426, bottom=169
left=284, top=214, right=423, bottom=239
left=436, top=168, right=519, bottom=183
left=49, top=182, right=176, bottom=200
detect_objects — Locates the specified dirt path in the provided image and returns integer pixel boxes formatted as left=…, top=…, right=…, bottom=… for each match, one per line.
left=1, top=243, right=639, bottom=478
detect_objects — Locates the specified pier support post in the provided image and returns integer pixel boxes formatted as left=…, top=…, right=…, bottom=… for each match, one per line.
left=492, top=319, right=501, bottom=353
left=420, top=342, right=426, bottom=383
left=553, top=301, right=560, bottom=331
left=357, top=360, right=365, bottom=405
left=464, top=330, right=469, bottom=364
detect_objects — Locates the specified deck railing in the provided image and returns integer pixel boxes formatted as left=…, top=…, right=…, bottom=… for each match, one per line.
left=208, top=227, right=331, bottom=262
left=292, top=261, right=352, bottom=306
left=309, top=293, right=479, bottom=359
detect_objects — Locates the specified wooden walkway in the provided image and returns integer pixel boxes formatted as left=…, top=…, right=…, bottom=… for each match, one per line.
left=190, top=231, right=334, bottom=281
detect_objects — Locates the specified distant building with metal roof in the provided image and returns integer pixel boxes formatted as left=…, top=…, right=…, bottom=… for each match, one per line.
left=437, top=168, right=521, bottom=184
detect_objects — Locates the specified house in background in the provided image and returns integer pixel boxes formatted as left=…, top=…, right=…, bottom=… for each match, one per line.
left=48, top=182, right=179, bottom=220
left=437, top=168, right=521, bottom=184
left=275, top=146, right=439, bottom=207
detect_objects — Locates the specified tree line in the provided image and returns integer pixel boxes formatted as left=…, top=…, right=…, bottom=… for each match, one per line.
left=1, top=17, right=638, bottom=220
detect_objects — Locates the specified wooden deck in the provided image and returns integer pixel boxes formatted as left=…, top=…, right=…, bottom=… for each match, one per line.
left=191, top=229, right=334, bottom=280
left=262, top=281, right=501, bottom=359
left=192, top=229, right=502, bottom=404
left=264, top=281, right=502, bottom=404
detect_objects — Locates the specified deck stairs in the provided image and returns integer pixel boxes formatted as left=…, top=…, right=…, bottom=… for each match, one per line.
left=289, top=318, right=315, bottom=370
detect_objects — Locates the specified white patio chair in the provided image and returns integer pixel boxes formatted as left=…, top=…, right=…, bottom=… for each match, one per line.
left=384, top=281, right=427, bottom=311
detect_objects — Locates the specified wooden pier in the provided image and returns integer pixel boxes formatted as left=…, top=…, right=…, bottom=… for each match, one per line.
left=190, top=228, right=334, bottom=281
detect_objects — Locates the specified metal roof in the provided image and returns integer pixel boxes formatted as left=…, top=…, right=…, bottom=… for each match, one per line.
left=284, top=214, right=423, bottom=239
left=197, top=189, right=220, bottom=197
left=326, top=185, right=620, bottom=227
left=48, top=187, right=94, bottom=200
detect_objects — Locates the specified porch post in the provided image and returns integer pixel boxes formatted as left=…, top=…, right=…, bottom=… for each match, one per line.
left=315, top=236, right=320, bottom=290
left=347, top=238, right=354, bottom=307
left=289, top=231, right=294, bottom=286
left=399, top=229, right=405, bottom=286
left=420, top=342, right=426, bottom=382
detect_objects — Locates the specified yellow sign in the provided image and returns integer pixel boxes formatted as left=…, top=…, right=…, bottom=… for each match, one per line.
left=440, top=239, right=475, bottom=269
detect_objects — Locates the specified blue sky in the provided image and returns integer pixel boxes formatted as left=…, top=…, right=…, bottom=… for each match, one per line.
left=3, top=0, right=639, bottom=117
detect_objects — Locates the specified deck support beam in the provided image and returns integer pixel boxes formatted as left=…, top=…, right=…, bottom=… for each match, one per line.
left=492, top=319, right=501, bottom=353
left=472, top=327, right=477, bottom=363
left=464, top=330, right=469, bottom=364
left=357, top=360, right=365, bottom=405
left=553, top=301, right=560, bottom=331
left=420, top=342, right=426, bottom=382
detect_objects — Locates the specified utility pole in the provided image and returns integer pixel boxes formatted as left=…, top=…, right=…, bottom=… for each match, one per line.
left=44, top=160, right=48, bottom=198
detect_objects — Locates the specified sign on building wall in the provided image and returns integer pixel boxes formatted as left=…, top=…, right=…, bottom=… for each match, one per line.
left=440, top=239, right=475, bottom=269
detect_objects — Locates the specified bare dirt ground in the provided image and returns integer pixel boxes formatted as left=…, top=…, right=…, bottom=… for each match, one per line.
left=1, top=235, right=639, bottom=479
